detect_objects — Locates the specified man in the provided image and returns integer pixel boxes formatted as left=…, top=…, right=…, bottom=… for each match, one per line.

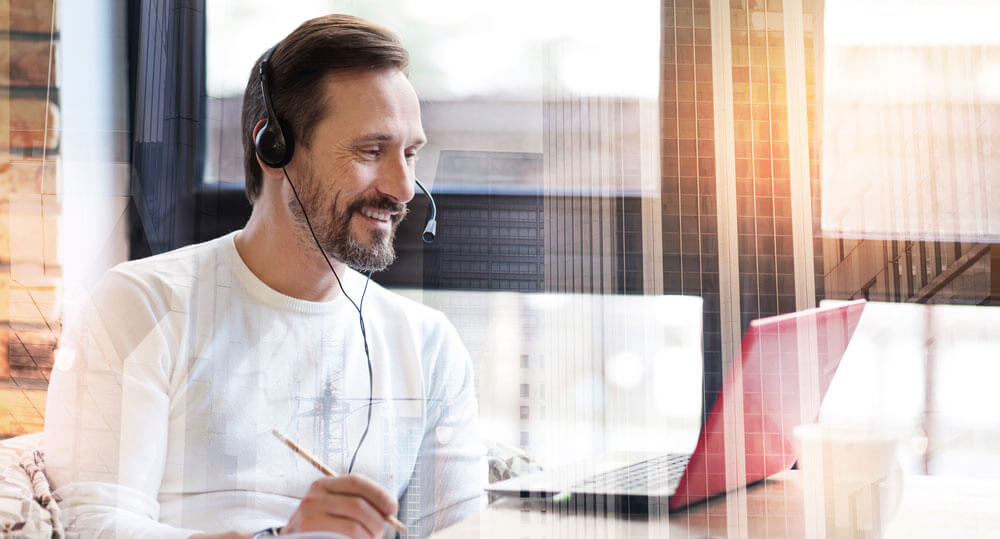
left=44, top=14, right=486, bottom=538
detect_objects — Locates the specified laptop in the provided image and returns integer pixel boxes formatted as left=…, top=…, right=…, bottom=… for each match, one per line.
left=486, top=299, right=867, bottom=512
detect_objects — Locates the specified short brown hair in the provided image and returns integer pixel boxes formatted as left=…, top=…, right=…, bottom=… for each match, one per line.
left=241, top=14, right=410, bottom=203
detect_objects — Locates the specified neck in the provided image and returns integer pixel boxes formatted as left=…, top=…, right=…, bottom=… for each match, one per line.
left=235, top=193, right=349, bottom=303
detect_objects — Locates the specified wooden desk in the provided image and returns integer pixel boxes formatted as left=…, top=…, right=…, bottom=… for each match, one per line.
left=434, top=471, right=1000, bottom=538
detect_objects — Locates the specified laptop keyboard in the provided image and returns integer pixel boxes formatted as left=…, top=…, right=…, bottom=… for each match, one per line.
left=571, top=453, right=690, bottom=494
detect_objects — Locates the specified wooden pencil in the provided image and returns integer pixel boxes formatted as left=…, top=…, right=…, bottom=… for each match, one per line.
left=272, top=429, right=408, bottom=535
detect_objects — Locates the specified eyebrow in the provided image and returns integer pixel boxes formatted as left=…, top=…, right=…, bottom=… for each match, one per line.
left=352, top=132, right=427, bottom=148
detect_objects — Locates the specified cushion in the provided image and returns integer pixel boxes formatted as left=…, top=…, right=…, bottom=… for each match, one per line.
left=0, top=432, right=64, bottom=538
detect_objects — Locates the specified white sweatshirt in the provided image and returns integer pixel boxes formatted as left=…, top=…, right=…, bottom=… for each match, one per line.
left=44, top=231, right=486, bottom=538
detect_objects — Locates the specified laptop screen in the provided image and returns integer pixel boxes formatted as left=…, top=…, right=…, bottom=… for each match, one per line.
left=669, top=300, right=867, bottom=510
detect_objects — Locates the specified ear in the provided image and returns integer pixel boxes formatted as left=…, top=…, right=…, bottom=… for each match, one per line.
left=253, top=119, right=285, bottom=179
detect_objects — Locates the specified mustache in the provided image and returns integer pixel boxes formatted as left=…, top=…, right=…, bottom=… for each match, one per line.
left=345, top=196, right=409, bottom=223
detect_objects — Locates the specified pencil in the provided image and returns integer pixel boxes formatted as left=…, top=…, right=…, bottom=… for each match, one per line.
left=272, top=429, right=408, bottom=535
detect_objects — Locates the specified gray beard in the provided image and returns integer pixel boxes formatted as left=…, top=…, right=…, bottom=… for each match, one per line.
left=329, top=219, right=397, bottom=273
left=287, top=186, right=401, bottom=274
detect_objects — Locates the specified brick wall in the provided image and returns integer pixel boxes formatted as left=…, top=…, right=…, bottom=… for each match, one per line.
left=1, top=0, right=60, bottom=437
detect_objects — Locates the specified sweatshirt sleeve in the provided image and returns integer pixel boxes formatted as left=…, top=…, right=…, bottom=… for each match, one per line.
left=397, top=311, right=488, bottom=536
left=43, top=269, right=202, bottom=538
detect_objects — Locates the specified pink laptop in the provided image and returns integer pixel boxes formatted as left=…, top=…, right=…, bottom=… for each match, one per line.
left=487, top=299, right=867, bottom=512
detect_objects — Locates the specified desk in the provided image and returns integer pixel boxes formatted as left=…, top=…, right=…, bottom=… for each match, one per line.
left=433, top=471, right=1000, bottom=538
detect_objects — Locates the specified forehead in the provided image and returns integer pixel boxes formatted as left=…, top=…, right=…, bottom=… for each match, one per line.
left=314, top=68, right=423, bottom=140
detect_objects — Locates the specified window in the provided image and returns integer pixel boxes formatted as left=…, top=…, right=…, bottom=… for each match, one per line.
left=119, top=0, right=1000, bottom=479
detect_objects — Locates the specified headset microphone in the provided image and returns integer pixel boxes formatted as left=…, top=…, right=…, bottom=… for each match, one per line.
left=414, top=178, right=437, bottom=243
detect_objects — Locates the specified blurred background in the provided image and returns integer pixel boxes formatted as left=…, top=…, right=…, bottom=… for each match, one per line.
left=1, top=0, right=998, bottom=479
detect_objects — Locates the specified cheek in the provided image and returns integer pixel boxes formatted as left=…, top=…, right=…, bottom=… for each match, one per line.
left=324, top=160, right=377, bottom=198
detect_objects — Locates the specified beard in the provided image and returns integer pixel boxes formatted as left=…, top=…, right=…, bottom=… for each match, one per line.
left=288, top=171, right=409, bottom=273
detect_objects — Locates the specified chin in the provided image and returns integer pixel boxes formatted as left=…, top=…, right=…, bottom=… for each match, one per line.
left=341, top=239, right=396, bottom=273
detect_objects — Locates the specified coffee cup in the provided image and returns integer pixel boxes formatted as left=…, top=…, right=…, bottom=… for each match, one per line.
left=792, top=424, right=903, bottom=539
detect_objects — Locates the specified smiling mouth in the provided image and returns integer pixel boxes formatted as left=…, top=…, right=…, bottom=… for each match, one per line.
left=358, top=207, right=395, bottom=224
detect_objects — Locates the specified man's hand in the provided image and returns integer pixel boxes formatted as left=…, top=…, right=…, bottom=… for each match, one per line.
left=282, top=475, right=400, bottom=538
left=189, top=475, right=399, bottom=539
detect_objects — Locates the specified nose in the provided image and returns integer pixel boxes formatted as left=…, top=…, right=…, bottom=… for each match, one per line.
left=376, top=151, right=416, bottom=204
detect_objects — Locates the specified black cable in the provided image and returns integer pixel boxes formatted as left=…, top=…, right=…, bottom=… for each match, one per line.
left=282, top=167, right=374, bottom=474
left=348, top=278, right=374, bottom=473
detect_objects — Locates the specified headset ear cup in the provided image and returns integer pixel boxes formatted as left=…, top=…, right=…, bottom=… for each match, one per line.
left=255, top=119, right=295, bottom=169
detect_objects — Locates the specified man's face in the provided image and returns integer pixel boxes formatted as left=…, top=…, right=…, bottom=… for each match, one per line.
left=288, top=68, right=425, bottom=273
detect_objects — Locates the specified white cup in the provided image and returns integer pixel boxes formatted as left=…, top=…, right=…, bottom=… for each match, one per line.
left=792, top=424, right=904, bottom=539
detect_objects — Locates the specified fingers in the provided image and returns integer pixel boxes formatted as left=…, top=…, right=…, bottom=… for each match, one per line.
left=287, top=513, right=379, bottom=539
left=315, top=474, right=399, bottom=518
left=298, top=491, right=385, bottom=537
left=287, top=475, right=399, bottom=538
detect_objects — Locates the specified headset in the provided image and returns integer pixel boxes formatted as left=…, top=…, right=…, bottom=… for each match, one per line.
left=255, top=45, right=437, bottom=241
left=254, top=44, right=437, bottom=473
